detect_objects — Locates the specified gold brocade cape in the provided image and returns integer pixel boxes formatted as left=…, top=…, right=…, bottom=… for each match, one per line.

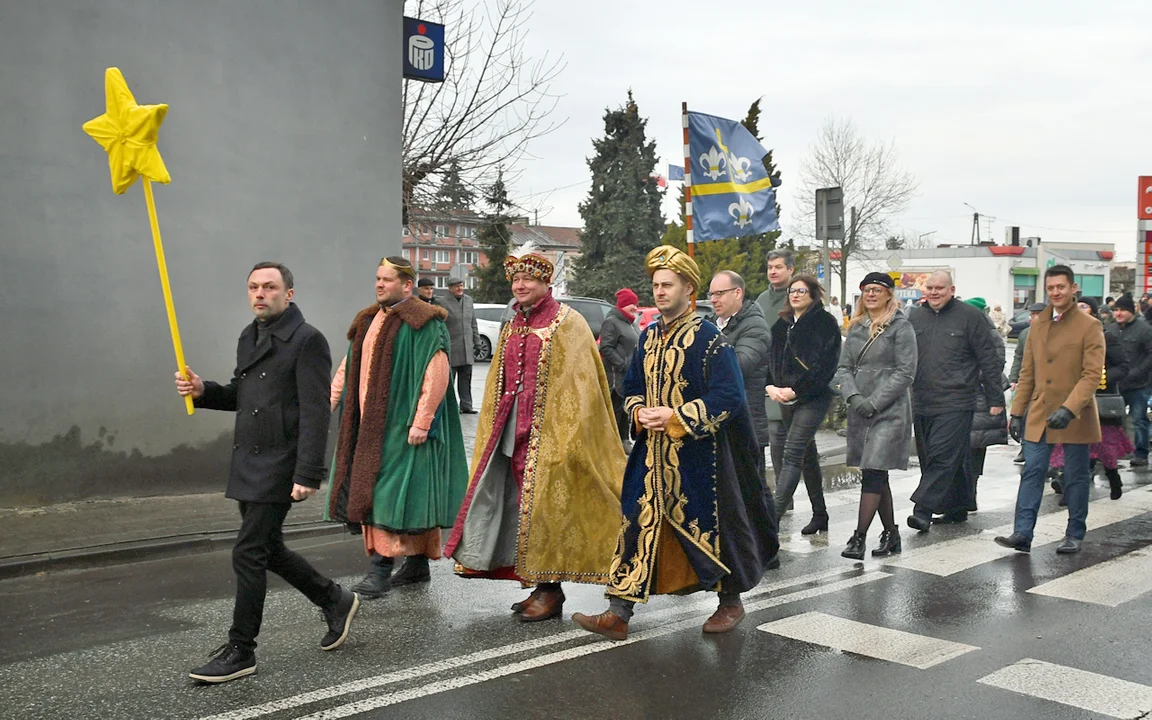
left=445, top=303, right=625, bottom=584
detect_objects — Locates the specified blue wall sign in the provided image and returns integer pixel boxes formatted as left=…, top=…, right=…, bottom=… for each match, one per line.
left=403, top=17, right=445, bottom=83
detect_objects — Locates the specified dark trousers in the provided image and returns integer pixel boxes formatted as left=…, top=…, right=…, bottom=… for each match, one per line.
left=771, top=396, right=831, bottom=517
left=610, top=389, right=630, bottom=444
left=911, top=411, right=975, bottom=517
left=230, top=502, right=337, bottom=651
left=453, top=364, right=474, bottom=411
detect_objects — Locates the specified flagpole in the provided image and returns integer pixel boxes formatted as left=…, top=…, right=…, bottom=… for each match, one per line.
left=682, top=102, right=697, bottom=311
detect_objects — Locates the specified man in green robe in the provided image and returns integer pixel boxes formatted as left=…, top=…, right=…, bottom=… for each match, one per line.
left=326, top=256, right=469, bottom=598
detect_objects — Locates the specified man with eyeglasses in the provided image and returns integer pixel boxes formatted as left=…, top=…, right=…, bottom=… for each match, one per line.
left=907, top=270, right=1006, bottom=530
left=708, top=271, right=772, bottom=474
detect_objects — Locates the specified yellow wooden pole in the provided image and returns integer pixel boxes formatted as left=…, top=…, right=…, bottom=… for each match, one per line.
left=143, top=179, right=195, bottom=416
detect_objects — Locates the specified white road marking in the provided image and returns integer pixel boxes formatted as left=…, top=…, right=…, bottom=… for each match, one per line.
left=196, top=566, right=869, bottom=720
left=756, top=611, right=978, bottom=669
left=293, top=572, right=892, bottom=719
left=979, top=658, right=1152, bottom=719
left=884, top=486, right=1152, bottom=576
left=1028, top=546, right=1152, bottom=607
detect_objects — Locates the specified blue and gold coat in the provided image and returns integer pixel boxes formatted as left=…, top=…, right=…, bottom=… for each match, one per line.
left=607, top=311, right=779, bottom=603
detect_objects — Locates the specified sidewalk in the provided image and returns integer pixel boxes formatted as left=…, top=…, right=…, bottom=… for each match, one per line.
left=0, top=418, right=849, bottom=579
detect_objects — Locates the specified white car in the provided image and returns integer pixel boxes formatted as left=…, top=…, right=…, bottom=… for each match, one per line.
left=473, top=303, right=506, bottom=362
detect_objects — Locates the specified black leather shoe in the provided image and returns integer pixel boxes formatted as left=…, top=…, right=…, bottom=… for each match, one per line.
left=907, top=514, right=931, bottom=533
left=872, top=528, right=902, bottom=557
left=460, top=407, right=478, bottom=415
left=1013, top=451, right=1025, bottom=464
left=1055, top=537, right=1082, bottom=554
left=349, top=572, right=391, bottom=599
left=841, top=531, right=866, bottom=560
left=320, top=588, right=360, bottom=650
left=1131, top=457, right=1149, bottom=467
left=390, top=556, right=431, bottom=587
left=994, top=533, right=1031, bottom=553
left=189, top=643, right=256, bottom=684
left=801, top=514, right=829, bottom=535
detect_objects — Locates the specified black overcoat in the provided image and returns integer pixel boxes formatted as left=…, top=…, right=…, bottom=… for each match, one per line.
left=197, top=303, right=332, bottom=503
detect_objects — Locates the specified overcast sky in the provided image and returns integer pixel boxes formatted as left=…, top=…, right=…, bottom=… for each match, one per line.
left=499, top=0, right=1151, bottom=259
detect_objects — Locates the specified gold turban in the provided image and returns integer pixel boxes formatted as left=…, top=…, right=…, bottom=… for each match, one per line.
left=645, top=245, right=700, bottom=290
left=379, top=255, right=416, bottom=280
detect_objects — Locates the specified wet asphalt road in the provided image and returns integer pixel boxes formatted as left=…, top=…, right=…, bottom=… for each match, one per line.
left=4, top=447, right=1152, bottom=720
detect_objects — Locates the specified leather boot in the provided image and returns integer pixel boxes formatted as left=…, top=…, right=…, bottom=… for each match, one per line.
left=572, top=610, right=628, bottom=641
left=390, top=555, right=431, bottom=587
left=841, top=530, right=866, bottom=560
left=519, top=588, right=565, bottom=622
left=871, top=528, right=901, bottom=557
left=800, top=513, right=829, bottom=535
left=349, top=555, right=393, bottom=599
left=1106, top=468, right=1123, bottom=500
left=511, top=589, right=539, bottom=614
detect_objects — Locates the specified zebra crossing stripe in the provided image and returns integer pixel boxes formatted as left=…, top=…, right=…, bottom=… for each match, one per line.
left=1027, top=545, right=1152, bottom=607
left=979, top=658, right=1152, bottom=718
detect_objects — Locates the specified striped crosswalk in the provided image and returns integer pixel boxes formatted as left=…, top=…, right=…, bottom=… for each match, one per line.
left=978, top=659, right=1152, bottom=719
left=1027, top=547, right=1152, bottom=607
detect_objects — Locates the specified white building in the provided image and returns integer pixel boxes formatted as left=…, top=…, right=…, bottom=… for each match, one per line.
left=832, top=242, right=1115, bottom=313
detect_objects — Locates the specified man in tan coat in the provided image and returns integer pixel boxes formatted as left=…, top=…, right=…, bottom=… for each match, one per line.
left=996, top=265, right=1104, bottom=554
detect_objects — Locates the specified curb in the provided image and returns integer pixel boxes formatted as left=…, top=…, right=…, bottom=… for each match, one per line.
left=1, top=445, right=858, bottom=581
left=0, top=521, right=348, bottom=581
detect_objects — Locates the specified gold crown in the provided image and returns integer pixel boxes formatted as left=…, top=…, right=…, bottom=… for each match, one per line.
left=504, top=252, right=554, bottom=282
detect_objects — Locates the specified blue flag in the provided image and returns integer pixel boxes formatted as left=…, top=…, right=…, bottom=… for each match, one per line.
left=668, top=164, right=685, bottom=181
left=687, top=111, right=779, bottom=241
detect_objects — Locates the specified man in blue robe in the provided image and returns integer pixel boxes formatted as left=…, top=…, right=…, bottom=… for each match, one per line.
left=573, top=246, right=779, bottom=640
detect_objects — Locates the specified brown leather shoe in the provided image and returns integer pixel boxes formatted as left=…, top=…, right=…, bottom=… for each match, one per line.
left=702, top=604, right=745, bottom=633
left=572, top=610, right=629, bottom=641
left=511, top=590, right=538, bottom=614
left=519, top=589, right=564, bottom=622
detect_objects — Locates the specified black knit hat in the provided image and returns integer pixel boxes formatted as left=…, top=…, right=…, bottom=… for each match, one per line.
left=860, top=272, right=895, bottom=290
left=1115, top=294, right=1136, bottom=313
left=1078, top=296, right=1099, bottom=317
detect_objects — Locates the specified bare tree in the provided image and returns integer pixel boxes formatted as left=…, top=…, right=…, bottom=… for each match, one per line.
left=402, top=0, right=564, bottom=220
left=793, top=117, right=918, bottom=301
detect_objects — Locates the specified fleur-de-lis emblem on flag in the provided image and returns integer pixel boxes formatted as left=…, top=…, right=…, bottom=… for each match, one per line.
left=728, top=197, right=755, bottom=229
left=728, top=154, right=753, bottom=182
left=698, top=146, right=727, bottom=181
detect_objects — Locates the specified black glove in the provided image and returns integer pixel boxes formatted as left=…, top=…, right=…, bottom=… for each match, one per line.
left=1009, top=416, right=1024, bottom=443
left=850, top=395, right=877, bottom=418
left=1046, top=406, right=1074, bottom=430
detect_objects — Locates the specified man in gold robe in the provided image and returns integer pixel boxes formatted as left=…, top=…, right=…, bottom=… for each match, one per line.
left=444, top=251, right=625, bottom=622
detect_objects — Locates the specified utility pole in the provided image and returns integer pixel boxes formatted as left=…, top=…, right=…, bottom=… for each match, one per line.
left=964, top=202, right=980, bottom=245
left=847, top=206, right=858, bottom=303
left=815, top=187, right=844, bottom=298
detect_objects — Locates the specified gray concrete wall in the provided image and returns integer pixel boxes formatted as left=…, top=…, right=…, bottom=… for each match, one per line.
left=0, top=0, right=404, bottom=505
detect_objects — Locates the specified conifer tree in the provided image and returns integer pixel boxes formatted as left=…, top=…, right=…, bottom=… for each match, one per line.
left=473, top=170, right=514, bottom=303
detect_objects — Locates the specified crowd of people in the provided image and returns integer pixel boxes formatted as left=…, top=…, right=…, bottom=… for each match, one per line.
left=171, top=248, right=1151, bottom=684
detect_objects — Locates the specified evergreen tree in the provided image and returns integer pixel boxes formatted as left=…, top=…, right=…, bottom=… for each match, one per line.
left=473, top=170, right=514, bottom=303
left=434, top=159, right=476, bottom=212
left=572, top=92, right=665, bottom=303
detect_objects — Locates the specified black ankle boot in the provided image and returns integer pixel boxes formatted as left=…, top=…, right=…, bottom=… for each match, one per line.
left=871, top=528, right=902, bottom=557
left=841, top=530, right=866, bottom=560
left=391, top=555, right=432, bottom=587
left=801, top=513, right=829, bottom=535
left=1106, top=468, right=1123, bottom=500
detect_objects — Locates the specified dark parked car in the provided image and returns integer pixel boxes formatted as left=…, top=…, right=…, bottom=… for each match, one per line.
left=1007, top=308, right=1032, bottom=339
left=499, top=295, right=616, bottom=340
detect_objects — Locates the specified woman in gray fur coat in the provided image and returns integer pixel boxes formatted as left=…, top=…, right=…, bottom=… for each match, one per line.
left=833, top=273, right=918, bottom=560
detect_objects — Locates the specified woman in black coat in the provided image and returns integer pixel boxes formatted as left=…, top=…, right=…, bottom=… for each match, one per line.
left=766, top=274, right=843, bottom=535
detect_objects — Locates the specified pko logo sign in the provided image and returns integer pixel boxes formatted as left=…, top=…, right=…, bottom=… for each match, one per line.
left=404, top=17, right=445, bottom=83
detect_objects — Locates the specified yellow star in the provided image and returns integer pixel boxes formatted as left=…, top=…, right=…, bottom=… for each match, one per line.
left=82, top=67, right=171, bottom=194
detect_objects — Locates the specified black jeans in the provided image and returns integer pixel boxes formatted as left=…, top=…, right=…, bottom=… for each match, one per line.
left=453, top=364, right=474, bottom=411
left=230, top=502, right=338, bottom=651
left=911, top=411, right=975, bottom=517
left=771, top=395, right=831, bottom=518
left=610, top=389, right=630, bottom=444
